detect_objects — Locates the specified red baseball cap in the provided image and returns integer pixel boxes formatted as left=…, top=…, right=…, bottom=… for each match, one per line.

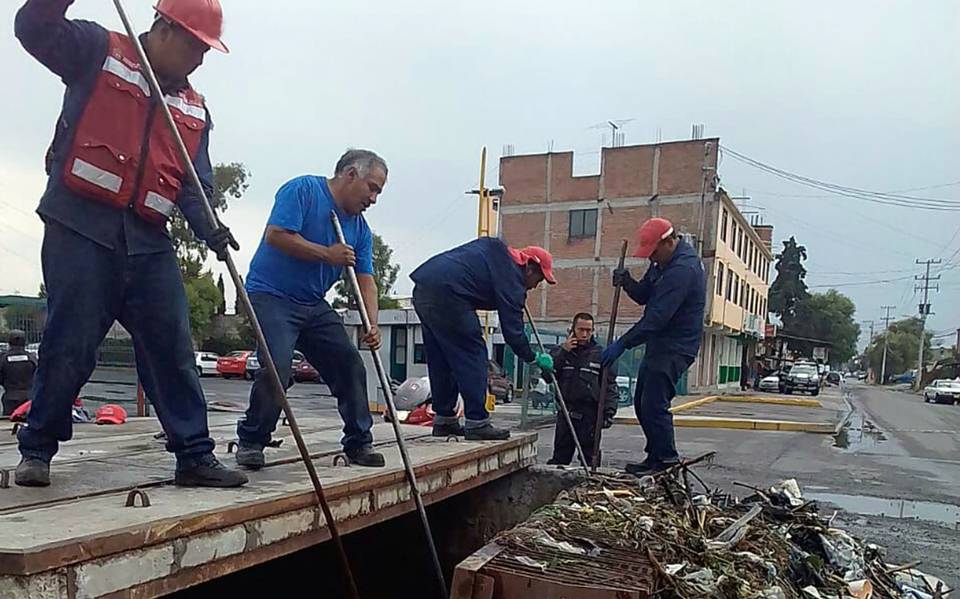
left=95, top=404, right=128, bottom=425
left=507, top=245, right=557, bottom=284
left=633, top=217, right=675, bottom=258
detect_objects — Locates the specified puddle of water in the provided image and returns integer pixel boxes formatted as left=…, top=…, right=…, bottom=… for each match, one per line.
left=833, top=410, right=887, bottom=450
left=808, top=492, right=960, bottom=529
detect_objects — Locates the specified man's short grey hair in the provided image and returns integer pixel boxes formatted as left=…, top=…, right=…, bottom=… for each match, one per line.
left=334, top=149, right=388, bottom=178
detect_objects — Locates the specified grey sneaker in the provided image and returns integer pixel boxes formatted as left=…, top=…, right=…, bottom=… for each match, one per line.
left=15, top=458, right=50, bottom=487
left=345, top=445, right=386, bottom=468
left=175, top=454, right=248, bottom=488
left=464, top=424, right=510, bottom=441
left=235, top=444, right=266, bottom=470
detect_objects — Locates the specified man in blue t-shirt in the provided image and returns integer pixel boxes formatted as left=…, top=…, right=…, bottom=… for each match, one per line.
left=236, top=149, right=388, bottom=469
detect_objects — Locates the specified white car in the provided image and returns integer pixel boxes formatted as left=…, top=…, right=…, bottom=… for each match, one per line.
left=194, top=351, right=220, bottom=377
left=759, top=373, right=781, bottom=393
left=923, top=379, right=960, bottom=405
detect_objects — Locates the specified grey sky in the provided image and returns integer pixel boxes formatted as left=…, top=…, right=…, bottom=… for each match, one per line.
left=1, top=1, right=957, bottom=350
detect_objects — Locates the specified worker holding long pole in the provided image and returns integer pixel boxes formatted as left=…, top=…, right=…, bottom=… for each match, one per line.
left=600, top=218, right=706, bottom=476
left=13, top=0, right=246, bottom=488
left=410, top=240, right=557, bottom=440
left=235, top=151, right=389, bottom=469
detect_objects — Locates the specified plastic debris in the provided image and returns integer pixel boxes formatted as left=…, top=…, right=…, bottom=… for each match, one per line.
left=514, top=555, right=547, bottom=572
left=491, top=452, right=946, bottom=599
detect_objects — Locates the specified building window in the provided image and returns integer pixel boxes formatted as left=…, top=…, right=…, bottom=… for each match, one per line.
left=730, top=223, right=737, bottom=250
left=721, top=210, right=728, bottom=243
left=733, top=273, right=740, bottom=304
left=568, top=209, right=598, bottom=239
left=716, top=262, right=725, bottom=296
left=726, top=269, right=734, bottom=301
left=414, top=343, right=427, bottom=364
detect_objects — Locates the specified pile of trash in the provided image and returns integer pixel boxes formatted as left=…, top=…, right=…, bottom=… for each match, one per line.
left=496, top=454, right=951, bottom=599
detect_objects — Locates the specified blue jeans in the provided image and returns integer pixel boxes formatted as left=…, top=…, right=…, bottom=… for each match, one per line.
left=633, top=354, right=694, bottom=465
left=19, top=220, right=215, bottom=464
left=236, top=292, right=373, bottom=451
left=412, top=286, right=490, bottom=429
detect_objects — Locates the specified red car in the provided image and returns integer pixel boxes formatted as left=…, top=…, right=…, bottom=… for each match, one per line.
left=293, top=359, right=322, bottom=383
left=217, top=351, right=253, bottom=379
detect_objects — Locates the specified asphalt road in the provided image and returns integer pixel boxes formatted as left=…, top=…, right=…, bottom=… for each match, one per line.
left=539, top=381, right=959, bottom=588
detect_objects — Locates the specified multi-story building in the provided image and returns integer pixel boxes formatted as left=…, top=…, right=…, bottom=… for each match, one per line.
left=497, top=137, right=773, bottom=392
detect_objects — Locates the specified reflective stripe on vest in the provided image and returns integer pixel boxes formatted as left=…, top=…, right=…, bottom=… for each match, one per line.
left=70, top=158, right=123, bottom=193
left=102, top=56, right=151, bottom=97
left=143, top=191, right=176, bottom=217
left=164, top=95, right=205, bottom=120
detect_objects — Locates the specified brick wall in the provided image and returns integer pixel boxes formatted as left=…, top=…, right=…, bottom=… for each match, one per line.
left=501, top=212, right=546, bottom=248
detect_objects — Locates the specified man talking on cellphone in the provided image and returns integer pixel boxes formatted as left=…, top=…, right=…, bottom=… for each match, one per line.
left=546, top=312, right=619, bottom=466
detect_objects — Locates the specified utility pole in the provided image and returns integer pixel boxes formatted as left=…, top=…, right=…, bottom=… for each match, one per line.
left=879, top=305, right=895, bottom=385
left=914, top=259, right=941, bottom=390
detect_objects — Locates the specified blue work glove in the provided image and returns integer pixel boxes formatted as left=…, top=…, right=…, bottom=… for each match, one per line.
left=601, top=339, right=626, bottom=368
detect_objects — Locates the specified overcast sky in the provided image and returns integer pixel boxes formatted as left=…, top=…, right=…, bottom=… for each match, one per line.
left=1, top=0, right=957, bottom=349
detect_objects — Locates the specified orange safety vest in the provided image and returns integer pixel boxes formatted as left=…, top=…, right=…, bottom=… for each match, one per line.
left=62, top=32, right=206, bottom=225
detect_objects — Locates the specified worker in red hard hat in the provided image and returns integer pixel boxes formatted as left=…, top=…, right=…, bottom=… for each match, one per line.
left=601, top=217, right=706, bottom=475
left=13, top=0, right=245, bottom=489
left=410, top=238, right=557, bottom=441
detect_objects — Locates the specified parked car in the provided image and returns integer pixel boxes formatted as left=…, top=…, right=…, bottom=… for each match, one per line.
left=783, top=364, right=820, bottom=396
left=26, top=342, right=40, bottom=357
left=758, top=372, right=782, bottom=393
left=293, top=356, right=322, bottom=383
left=245, top=351, right=316, bottom=381
left=825, top=371, right=842, bottom=386
left=487, top=361, right=514, bottom=404
left=194, top=351, right=220, bottom=377
left=217, top=351, right=253, bottom=379
left=923, top=379, right=960, bottom=405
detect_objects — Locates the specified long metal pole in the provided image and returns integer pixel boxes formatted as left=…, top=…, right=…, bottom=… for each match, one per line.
left=330, top=212, right=448, bottom=599
left=592, top=240, right=627, bottom=471
left=109, top=4, right=360, bottom=597
left=523, top=305, right=590, bottom=476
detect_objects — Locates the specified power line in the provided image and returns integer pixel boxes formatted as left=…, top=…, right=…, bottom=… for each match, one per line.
left=721, top=146, right=960, bottom=211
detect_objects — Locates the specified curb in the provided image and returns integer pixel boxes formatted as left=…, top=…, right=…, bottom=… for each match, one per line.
left=613, top=414, right=836, bottom=434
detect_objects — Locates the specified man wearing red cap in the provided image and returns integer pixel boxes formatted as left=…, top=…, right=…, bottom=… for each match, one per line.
left=600, top=218, right=705, bottom=475
left=13, top=0, right=246, bottom=488
left=410, top=238, right=557, bottom=440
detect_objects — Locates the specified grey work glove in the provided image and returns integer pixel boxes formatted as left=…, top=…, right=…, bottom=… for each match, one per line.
left=612, top=267, right=633, bottom=288
left=208, top=225, right=239, bottom=262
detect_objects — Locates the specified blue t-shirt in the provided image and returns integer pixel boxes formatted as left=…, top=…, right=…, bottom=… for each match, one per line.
left=246, top=176, right=373, bottom=304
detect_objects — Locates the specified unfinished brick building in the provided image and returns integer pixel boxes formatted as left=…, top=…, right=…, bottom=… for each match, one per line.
left=498, top=138, right=772, bottom=392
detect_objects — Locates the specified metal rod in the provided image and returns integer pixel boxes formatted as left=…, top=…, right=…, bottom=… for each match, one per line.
left=108, top=4, right=360, bottom=597
left=592, top=240, right=627, bottom=471
left=330, top=211, right=448, bottom=599
left=523, top=305, right=590, bottom=476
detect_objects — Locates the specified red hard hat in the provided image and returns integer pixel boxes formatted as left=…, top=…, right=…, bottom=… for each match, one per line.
left=10, top=401, right=31, bottom=423
left=95, top=404, right=128, bottom=425
left=155, top=0, right=229, bottom=53
left=633, top=217, right=675, bottom=258
left=508, top=246, right=557, bottom=285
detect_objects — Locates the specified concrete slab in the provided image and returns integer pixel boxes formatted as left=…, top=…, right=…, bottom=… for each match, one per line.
left=0, top=415, right=537, bottom=598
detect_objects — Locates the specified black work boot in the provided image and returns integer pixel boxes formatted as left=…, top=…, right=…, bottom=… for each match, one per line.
left=465, top=424, right=510, bottom=441
left=235, top=444, right=265, bottom=470
left=175, top=454, right=249, bottom=488
left=345, top=445, right=386, bottom=468
left=15, top=458, right=50, bottom=487
left=625, top=458, right=657, bottom=477
left=432, top=421, right=465, bottom=437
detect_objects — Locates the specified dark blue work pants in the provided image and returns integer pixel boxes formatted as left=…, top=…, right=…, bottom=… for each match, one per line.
left=412, top=286, right=490, bottom=429
left=236, top=292, right=373, bottom=451
left=19, top=220, right=215, bottom=463
left=633, top=354, right=694, bottom=465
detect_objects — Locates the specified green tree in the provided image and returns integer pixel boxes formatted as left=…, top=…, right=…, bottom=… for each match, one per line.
left=183, top=273, right=221, bottom=341
left=768, top=237, right=809, bottom=329
left=216, top=274, right=226, bottom=315
left=332, top=233, right=401, bottom=309
left=864, top=317, right=931, bottom=383
left=172, top=162, right=250, bottom=277
left=3, top=304, right=46, bottom=343
left=789, top=290, right=860, bottom=364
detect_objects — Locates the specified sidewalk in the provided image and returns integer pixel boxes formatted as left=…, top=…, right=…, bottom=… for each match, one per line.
left=613, top=385, right=849, bottom=434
